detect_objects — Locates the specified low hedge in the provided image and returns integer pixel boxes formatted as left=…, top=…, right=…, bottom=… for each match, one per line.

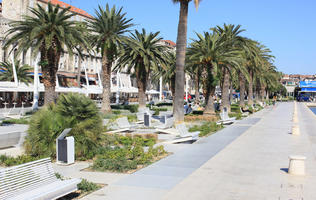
left=156, top=102, right=173, bottom=107
left=110, top=105, right=139, bottom=113
left=189, top=122, right=223, bottom=137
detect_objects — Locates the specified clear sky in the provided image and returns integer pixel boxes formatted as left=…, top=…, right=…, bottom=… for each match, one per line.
left=4, top=0, right=316, bottom=74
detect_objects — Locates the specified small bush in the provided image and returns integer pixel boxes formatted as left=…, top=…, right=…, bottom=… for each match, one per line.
left=189, top=122, right=223, bottom=137
left=156, top=102, right=173, bottom=107
left=151, top=107, right=168, bottom=115
left=2, top=118, right=29, bottom=124
left=110, top=105, right=139, bottom=113
left=25, top=93, right=103, bottom=159
left=229, top=112, right=242, bottom=120
left=92, top=136, right=165, bottom=173
left=0, top=155, right=40, bottom=167
left=77, top=179, right=101, bottom=193
left=112, top=110, right=121, bottom=115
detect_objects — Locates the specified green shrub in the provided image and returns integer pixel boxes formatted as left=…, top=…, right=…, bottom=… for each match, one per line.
left=25, top=93, right=103, bottom=159
left=110, top=105, right=139, bottom=113
left=92, top=141, right=166, bottom=173
left=2, top=118, right=29, bottom=124
left=0, top=154, right=40, bottom=167
left=112, top=110, right=121, bottom=115
left=229, top=112, right=242, bottom=120
left=189, top=122, right=223, bottom=137
left=127, top=114, right=137, bottom=122
left=77, top=179, right=101, bottom=193
left=156, top=102, right=173, bottom=107
left=192, top=110, right=203, bottom=115
left=151, top=107, right=168, bottom=115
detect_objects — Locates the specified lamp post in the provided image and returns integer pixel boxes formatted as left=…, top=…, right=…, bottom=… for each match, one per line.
left=32, top=54, right=40, bottom=111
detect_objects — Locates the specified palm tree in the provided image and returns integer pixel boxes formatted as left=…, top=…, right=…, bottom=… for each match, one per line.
left=0, top=60, right=33, bottom=84
left=187, top=31, right=241, bottom=115
left=213, top=24, right=247, bottom=112
left=5, top=3, right=87, bottom=104
left=87, top=4, right=134, bottom=113
left=115, top=29, right=169, bottom=109
left=172, top=0, right=201, bottom=123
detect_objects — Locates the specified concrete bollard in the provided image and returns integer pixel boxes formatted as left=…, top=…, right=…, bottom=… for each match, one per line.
left=292, top=124, right=300, bottom=135
left=288, top=155, right=306, bottom=175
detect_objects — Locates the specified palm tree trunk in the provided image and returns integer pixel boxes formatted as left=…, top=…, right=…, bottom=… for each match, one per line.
left=101, top=51, right=112, bottom=113
left=174, top=0, right=189, bottom=123
left=221, top=67, right=230, bottom=112
left=194, top=69, right=200, bottom=104
left=170, top=75, right=175, bottom=97
left=204, top=87, right=216, bottom=115
left=248, top=70, right=254, bottom=106
left=260, top=85, right=265, bottom=102
left=239, top=73, right=246, bottom=107
left=41, top=47, right=58, bottom=105
left=136, top=66, right=147, bottom=109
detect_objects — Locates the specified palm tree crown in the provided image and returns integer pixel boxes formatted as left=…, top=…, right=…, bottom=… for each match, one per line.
left=0, top=60, right=33, bottom=84
left=5, top=3, right=87, bottom=104
left=116, top=29, right=170, bottom=109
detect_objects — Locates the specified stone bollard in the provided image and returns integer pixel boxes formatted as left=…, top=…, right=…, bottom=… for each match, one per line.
left=292, top=124, right=300, bottom=135
left=288, top=155, right=306, bottom=175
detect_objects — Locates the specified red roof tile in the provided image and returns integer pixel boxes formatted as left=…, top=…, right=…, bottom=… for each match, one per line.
left=162, top=40, right=176, bottom=47
left=38, top=0, right=93, bottom=18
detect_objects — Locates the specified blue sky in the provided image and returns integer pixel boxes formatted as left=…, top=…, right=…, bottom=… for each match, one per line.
left=3, top=0, right=316, bottom=74
left=63, top=0, right=315, bottom=75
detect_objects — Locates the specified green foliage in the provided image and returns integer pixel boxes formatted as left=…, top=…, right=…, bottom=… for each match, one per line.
left=0, top=60, right=33, bottom=84
left=156, top=102, right=173, bottom=107
left=151, top=107, right=168, bottom=115
left=112, top=110, right=122, bottom=115
left=25, top=93, right=102, bottom=159
left=127, top=114, right=137, bottom=122
left=77, top=179, right=101, bottom=193
left=0, top=155, right=40, bottom=167
left=92, top=136, right=165, bottom=173
left=189, top=122, right=223, bottom=137
left=228, top=112, right=242, bottom=120
left=2, top=118, right=29, bottom=125
left=192, top=110, right=203, bottom=115
left=110, top=105, right=139, bottom=113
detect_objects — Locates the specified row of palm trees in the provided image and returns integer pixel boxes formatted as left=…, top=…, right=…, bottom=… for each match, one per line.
left=3, top=2, right=283, bottom=124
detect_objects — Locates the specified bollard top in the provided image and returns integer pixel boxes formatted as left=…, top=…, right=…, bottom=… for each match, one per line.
left=289, top=155, right=306, bottom=160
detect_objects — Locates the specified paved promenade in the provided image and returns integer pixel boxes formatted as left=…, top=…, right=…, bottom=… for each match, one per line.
left=163, top=102, right=316, bottom=200
left=82, top=105, right=273, bottom=199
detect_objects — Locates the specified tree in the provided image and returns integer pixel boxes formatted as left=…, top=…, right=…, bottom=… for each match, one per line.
left=87, top=4, right=134, bottom=113
left=172, top=0, right=201, bottom=123
left=5, top=3, right=87, bottom=104
left=115, top=29, right=169, bottom=109
left=0, top=60, right=33, bottom=84
left=187, top=31, right=241, bottom=115
left=213, top=24, right=247, bottom=112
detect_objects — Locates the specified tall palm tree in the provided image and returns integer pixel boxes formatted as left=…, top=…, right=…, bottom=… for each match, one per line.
left=0, top=60, right=33, bottom=84
left=87, top=4, right=134, bottom=113
left=172, top=0, right=201, bottom=123
left=187, top=31, right=241, bottom=115
left=213, top=24, right=247, bottom=112
left=5, top=3, right=87, bottom=104
left=115, top=29, right=169, bottom=109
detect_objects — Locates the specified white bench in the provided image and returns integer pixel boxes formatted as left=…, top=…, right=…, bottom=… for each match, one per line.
left=0, top=158, right=81, bottom=200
